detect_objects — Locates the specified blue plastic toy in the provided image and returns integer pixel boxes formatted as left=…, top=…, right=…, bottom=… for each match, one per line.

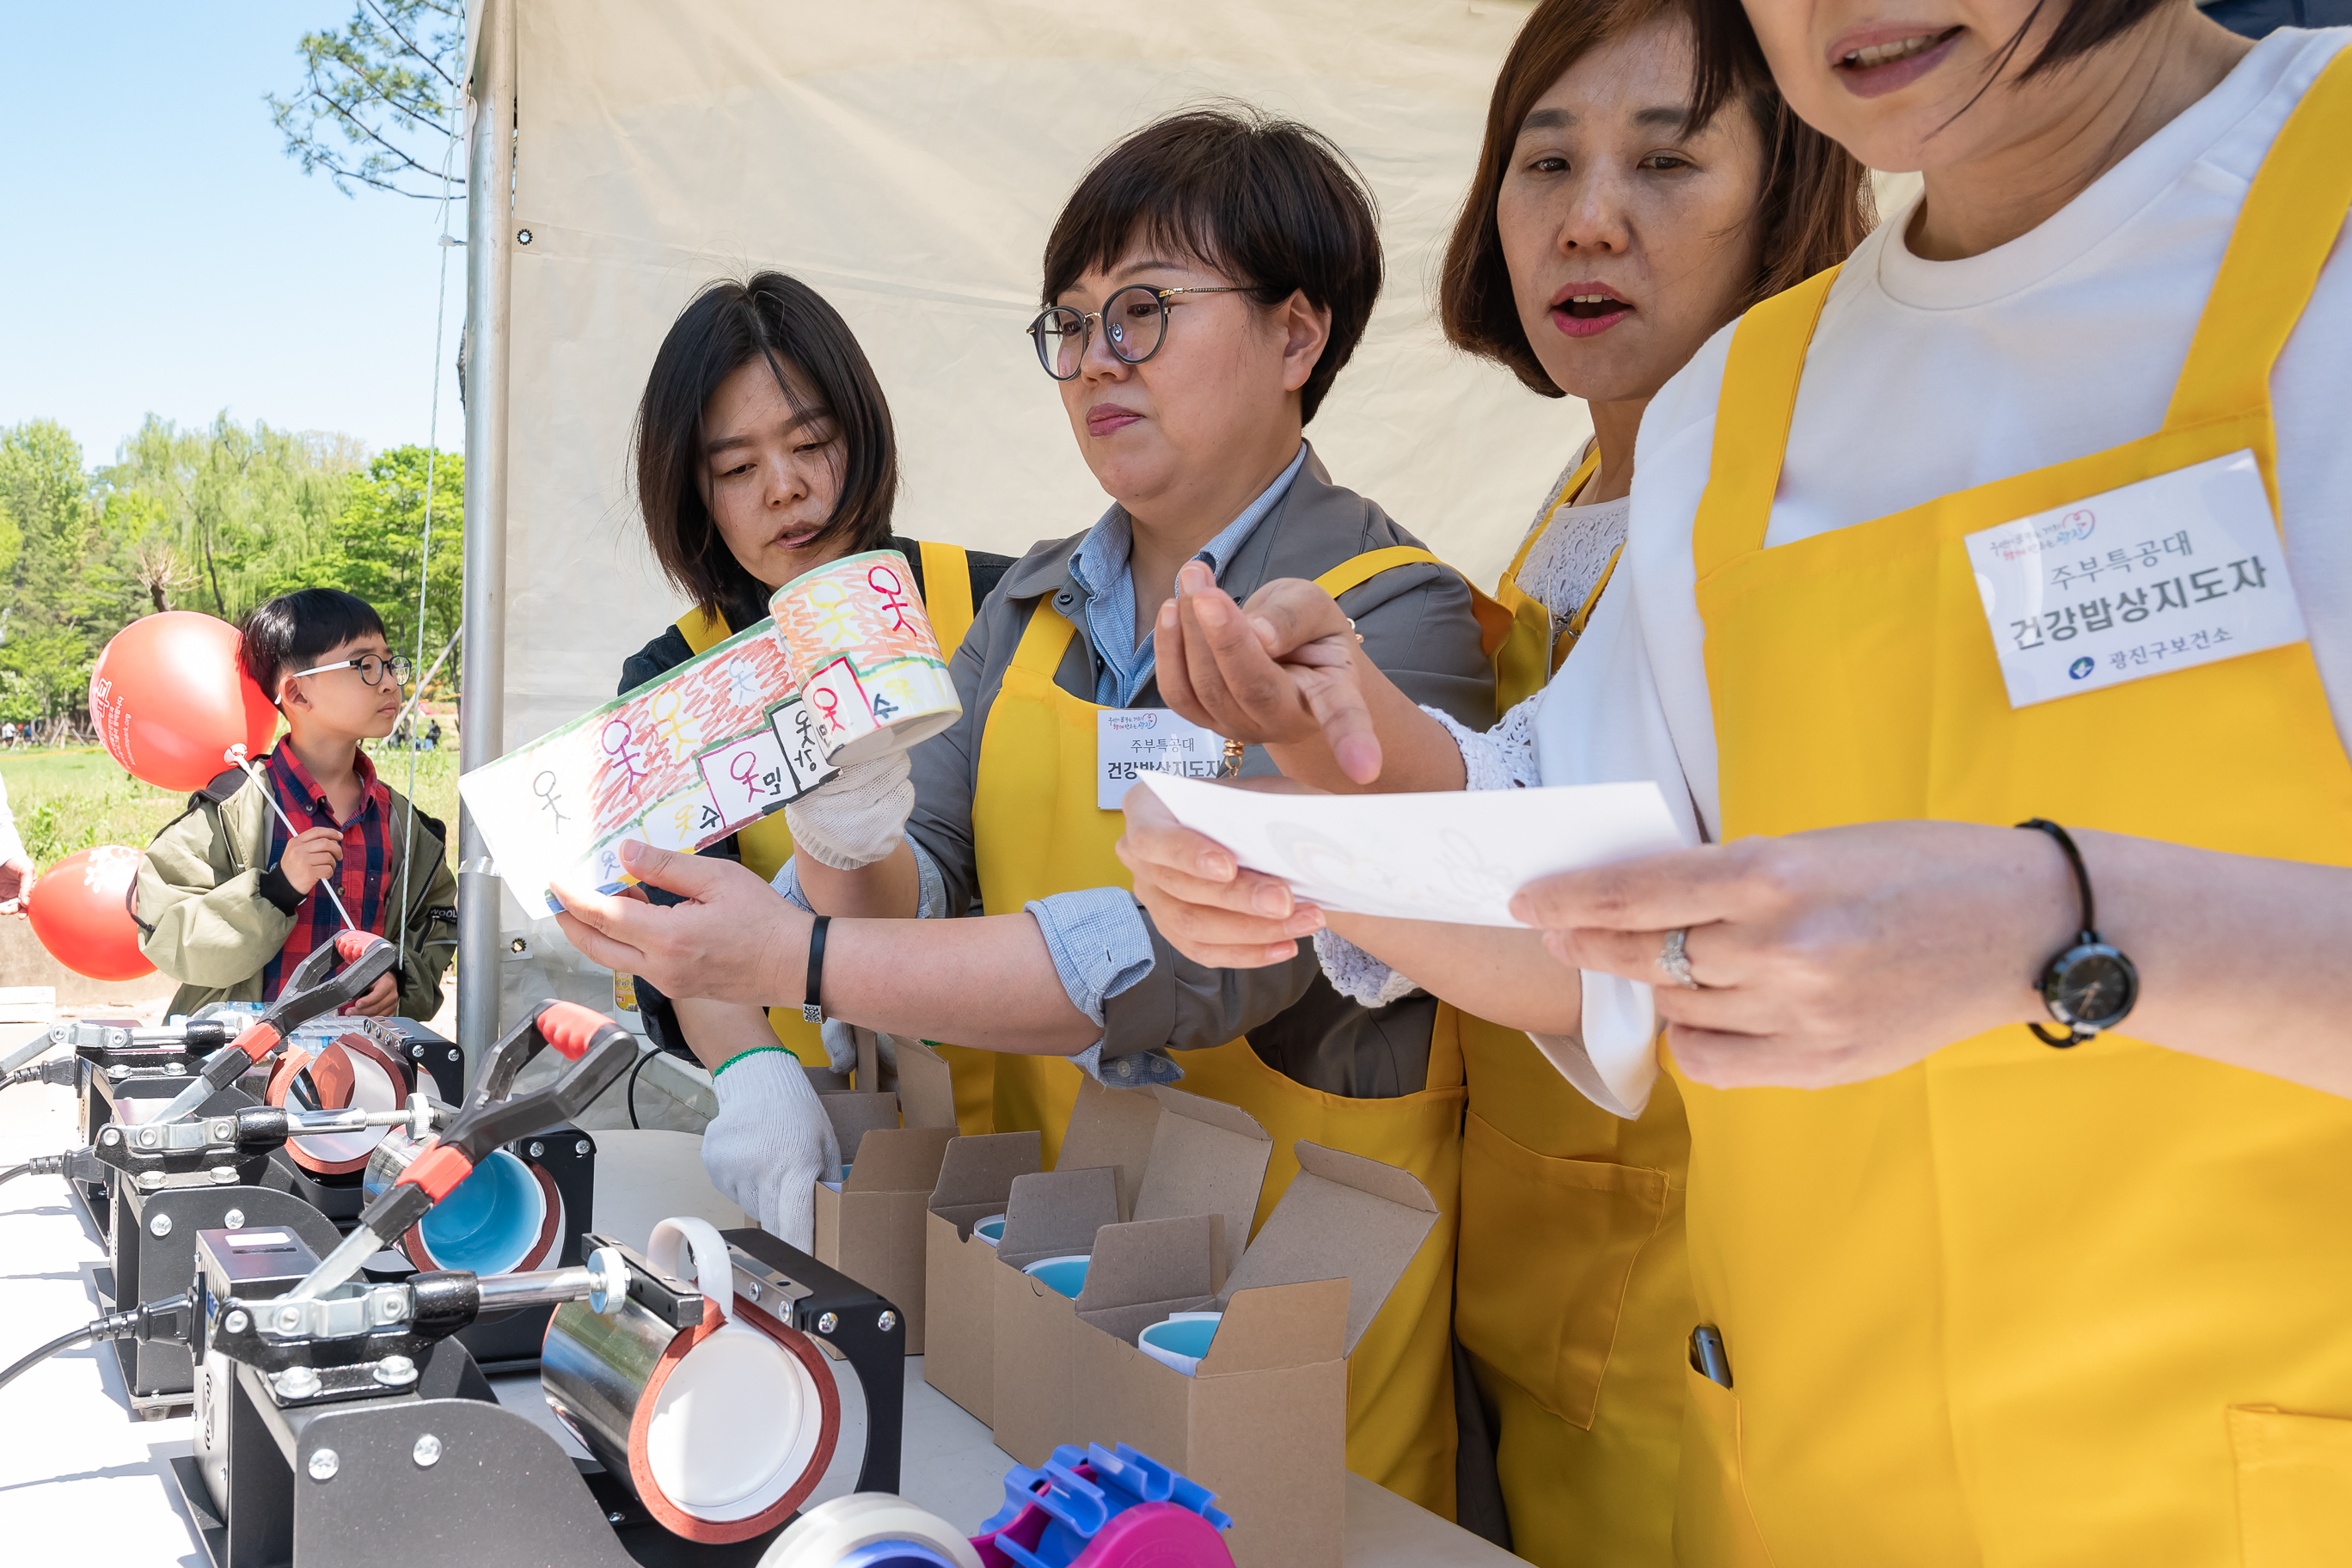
left=971, top=1442, right=1234, bottom=1568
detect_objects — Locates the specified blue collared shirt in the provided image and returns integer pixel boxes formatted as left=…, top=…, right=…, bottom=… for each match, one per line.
left=1064, top=444, right=1308, bottom=707
left=776, top=445, right=1308, bottom=1087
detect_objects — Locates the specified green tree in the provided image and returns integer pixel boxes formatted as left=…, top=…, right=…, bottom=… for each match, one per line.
left=0, top=628, right=95, bottom=724
left=98, top=490, right=196, bottom=616
left=0, top=420, right=99, bottom=638
left=97, top=414, right=366, bottom=624
left=265, top=445, right=464, bottom=690
left=0, top=422, right=104, bottom=720
left=267, top=1, right=466, bottom=202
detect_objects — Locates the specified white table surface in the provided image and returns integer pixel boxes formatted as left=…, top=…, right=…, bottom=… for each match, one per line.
left=0, top=1069, right=1517, bottom=1567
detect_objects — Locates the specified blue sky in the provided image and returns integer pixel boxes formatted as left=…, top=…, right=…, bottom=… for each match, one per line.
left=0, top=3, right=456, bottom=472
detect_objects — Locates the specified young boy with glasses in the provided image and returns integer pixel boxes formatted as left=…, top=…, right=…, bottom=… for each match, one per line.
left=136, top=588, right=457, bottom=1021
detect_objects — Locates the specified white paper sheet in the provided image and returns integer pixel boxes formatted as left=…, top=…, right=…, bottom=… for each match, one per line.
left=1137, top=775, right=1684, bottom=927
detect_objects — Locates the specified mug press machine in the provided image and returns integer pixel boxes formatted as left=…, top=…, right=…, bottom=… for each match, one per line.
left=154, top=1001, right=903, bottom=1567
left=3, top=940, right=601, bottom=1413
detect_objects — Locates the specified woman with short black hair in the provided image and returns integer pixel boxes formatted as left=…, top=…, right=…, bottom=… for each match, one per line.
left=614, top=272, right=1013, bottom=1248
left=560, top=107, right=1498, bottom=1516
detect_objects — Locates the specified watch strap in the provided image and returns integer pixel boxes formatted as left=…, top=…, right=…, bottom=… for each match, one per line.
left=2018, top=817, right=2097, bottom=941
left=801, top=914, right=830, bottom=1024
left=2016, top=818, right=2128, bottom=1047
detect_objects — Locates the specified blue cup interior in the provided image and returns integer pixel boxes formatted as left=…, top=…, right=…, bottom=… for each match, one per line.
left=1142, top=1316, right=1221, bottom=1362
left=1025, top=1257, right=1090, bottom=1299
left=974, top=1216, right=1006, bottom=1244
left=834, top=1541, right=967, bottom=1568
left=416, top=1148, right=541, bottom=1274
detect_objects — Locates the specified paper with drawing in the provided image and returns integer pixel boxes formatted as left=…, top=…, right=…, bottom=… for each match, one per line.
left=458, top=550, right=960, bottom=917
left=1137, top=774, right=1682, bottom=927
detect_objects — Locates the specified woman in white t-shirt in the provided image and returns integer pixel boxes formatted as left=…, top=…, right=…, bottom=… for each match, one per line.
left=1122, top=4, right=2352, bottom=1560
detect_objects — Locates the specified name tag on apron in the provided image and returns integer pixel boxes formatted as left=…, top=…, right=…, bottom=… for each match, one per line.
left=1963, top=450, right=2306, bottom=708
left=1096, top=708, right=1225, bottom=810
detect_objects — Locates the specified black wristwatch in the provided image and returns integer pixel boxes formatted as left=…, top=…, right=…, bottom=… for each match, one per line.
left=2017, top=818, right=2138, bottom=1047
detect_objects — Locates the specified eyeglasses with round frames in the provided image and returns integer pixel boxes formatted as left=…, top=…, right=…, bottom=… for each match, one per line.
left=290, top=652, right=413, bottom=688
left=1026, top=285, right=1250, bottom=381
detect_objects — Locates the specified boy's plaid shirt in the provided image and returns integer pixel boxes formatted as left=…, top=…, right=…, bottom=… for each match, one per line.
left=257, top=741, right=394, bottom=1002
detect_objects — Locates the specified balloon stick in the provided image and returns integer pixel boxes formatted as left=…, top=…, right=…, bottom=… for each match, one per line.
left=224, top=745, right=358, bottom=933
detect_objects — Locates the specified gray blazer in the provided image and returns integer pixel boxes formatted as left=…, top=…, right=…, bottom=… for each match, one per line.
left=904, top=448, right=1496, bottom=1098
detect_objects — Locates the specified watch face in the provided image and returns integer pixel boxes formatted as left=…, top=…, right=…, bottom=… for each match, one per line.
left=2048, top=943, right=2140, bottom=1030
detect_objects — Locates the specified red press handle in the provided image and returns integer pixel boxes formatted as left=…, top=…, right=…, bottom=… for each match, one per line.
left=335, top=929, right=386, bottom=963
left=534, top=1001, right=610, bottom=1063
left=396, top=1141, right=477, bottom=1202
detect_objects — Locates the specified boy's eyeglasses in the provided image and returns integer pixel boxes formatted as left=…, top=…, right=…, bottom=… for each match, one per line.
left=1027, top=285, right=1248, bottom=381
left=291, top=653, right=412, bottom=688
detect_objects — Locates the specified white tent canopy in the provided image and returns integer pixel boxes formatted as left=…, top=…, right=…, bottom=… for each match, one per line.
left=461, top=0, right=1581, bottom=1034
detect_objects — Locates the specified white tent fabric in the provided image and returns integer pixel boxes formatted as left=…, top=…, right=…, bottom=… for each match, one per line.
left=480, top=0, right=1586, bottom=1013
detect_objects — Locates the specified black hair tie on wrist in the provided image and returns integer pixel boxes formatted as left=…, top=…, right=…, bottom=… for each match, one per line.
left=801, top=914, right=830, bottom=1025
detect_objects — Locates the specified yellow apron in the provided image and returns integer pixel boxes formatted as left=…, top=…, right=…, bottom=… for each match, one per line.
left=1492, top=447, right=1619, bottom=710
left=1454, top=442, right=1690, bottom=1565
left=969, top=548, right=1472, bottom=1517
left=1678, top=56, right=2352, bottom=1566
left=676, top=539, right=992, bottom=1094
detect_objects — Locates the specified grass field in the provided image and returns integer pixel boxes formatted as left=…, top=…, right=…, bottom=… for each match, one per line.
left=0, top=744, right=461, bottom=870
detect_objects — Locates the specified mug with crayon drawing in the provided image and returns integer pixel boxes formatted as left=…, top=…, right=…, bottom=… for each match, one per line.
left=457, top=549, right=961, bottom=916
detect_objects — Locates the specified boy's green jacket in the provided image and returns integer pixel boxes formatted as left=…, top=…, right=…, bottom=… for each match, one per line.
left=134, top=777, right=458, bottom=1021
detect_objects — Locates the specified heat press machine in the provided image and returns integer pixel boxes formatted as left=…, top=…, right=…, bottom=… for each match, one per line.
left=0, top=935, right=408, bottom=1416
left=1, top=1014, right=236, bottom=1235
left=25, top=933, right=407, bottom=1237
left=138, top=1002, right=902, bottom=1568
left=338, top=1008, right=599, bottom=1374
left=250, top=1014, right=470, bottom=1226
left=3, top=943, right=591, bottom=1410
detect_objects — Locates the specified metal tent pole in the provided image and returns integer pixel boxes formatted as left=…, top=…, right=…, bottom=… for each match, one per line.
left=457, top=0, right=515, bottom=1068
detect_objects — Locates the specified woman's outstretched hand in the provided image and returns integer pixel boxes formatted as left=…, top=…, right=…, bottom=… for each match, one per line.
left=1115, top=780, right=1327, bottom=968
left=1155, top=560, right=1384, bottom=786
left=552, top=840, right=806, bottom=1006
left=1513, top=821, right=2073, bottom=1089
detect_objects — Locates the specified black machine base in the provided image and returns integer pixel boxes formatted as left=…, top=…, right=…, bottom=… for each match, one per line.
left=102, top=1185, right=346, bottom=1418
left=169, top=1232, right=903, bottom=1567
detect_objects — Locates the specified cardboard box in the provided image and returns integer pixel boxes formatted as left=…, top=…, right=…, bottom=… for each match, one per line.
left=922, top=1126, right=1042, bottom=1423
left=925, top=1077, right=1271, bottom=1425
left=995, top=1140, right=1439, bottom=1568
left=809, top=1038, right=959, bottom=1353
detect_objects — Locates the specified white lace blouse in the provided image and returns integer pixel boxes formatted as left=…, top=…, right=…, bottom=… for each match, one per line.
left=1315, top=449, right=1629, bottom=1005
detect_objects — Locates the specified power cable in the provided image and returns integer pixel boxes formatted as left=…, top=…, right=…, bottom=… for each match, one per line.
left=0, top=1296, right=191, bottom=1395
left=625, top=1044, right=654, bottom=1130
left=0, top=1325, right=96, bottom=1394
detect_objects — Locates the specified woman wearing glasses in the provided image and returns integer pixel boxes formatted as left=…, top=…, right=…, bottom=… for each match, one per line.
left=558, top=107, right=1497, bottom=1516
left=137, top=587, right=456, bottom=1022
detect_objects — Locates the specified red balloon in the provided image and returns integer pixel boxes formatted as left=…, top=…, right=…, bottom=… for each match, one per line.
left=89, top=611, right=279, bottom=793
left=28, top=846, right=156, bottom=983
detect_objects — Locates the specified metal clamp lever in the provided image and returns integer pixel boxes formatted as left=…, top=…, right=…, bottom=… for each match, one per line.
left=213, top=1245, right=661, bottom=1394
left=3, top=1018, right=235, bottom=1086
left=286, top=1000, right=639, bottom=1302
left=86, top=1100, right=439, bottom=1187
left=150, top=931, right=401, bottom=1127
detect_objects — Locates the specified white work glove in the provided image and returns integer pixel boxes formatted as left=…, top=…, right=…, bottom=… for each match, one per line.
left=820, top=1019, right=904, bottom=1078
left=783, top=750, right=914, bottom=870
left=699, top=1048, right=842, bottom=1251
